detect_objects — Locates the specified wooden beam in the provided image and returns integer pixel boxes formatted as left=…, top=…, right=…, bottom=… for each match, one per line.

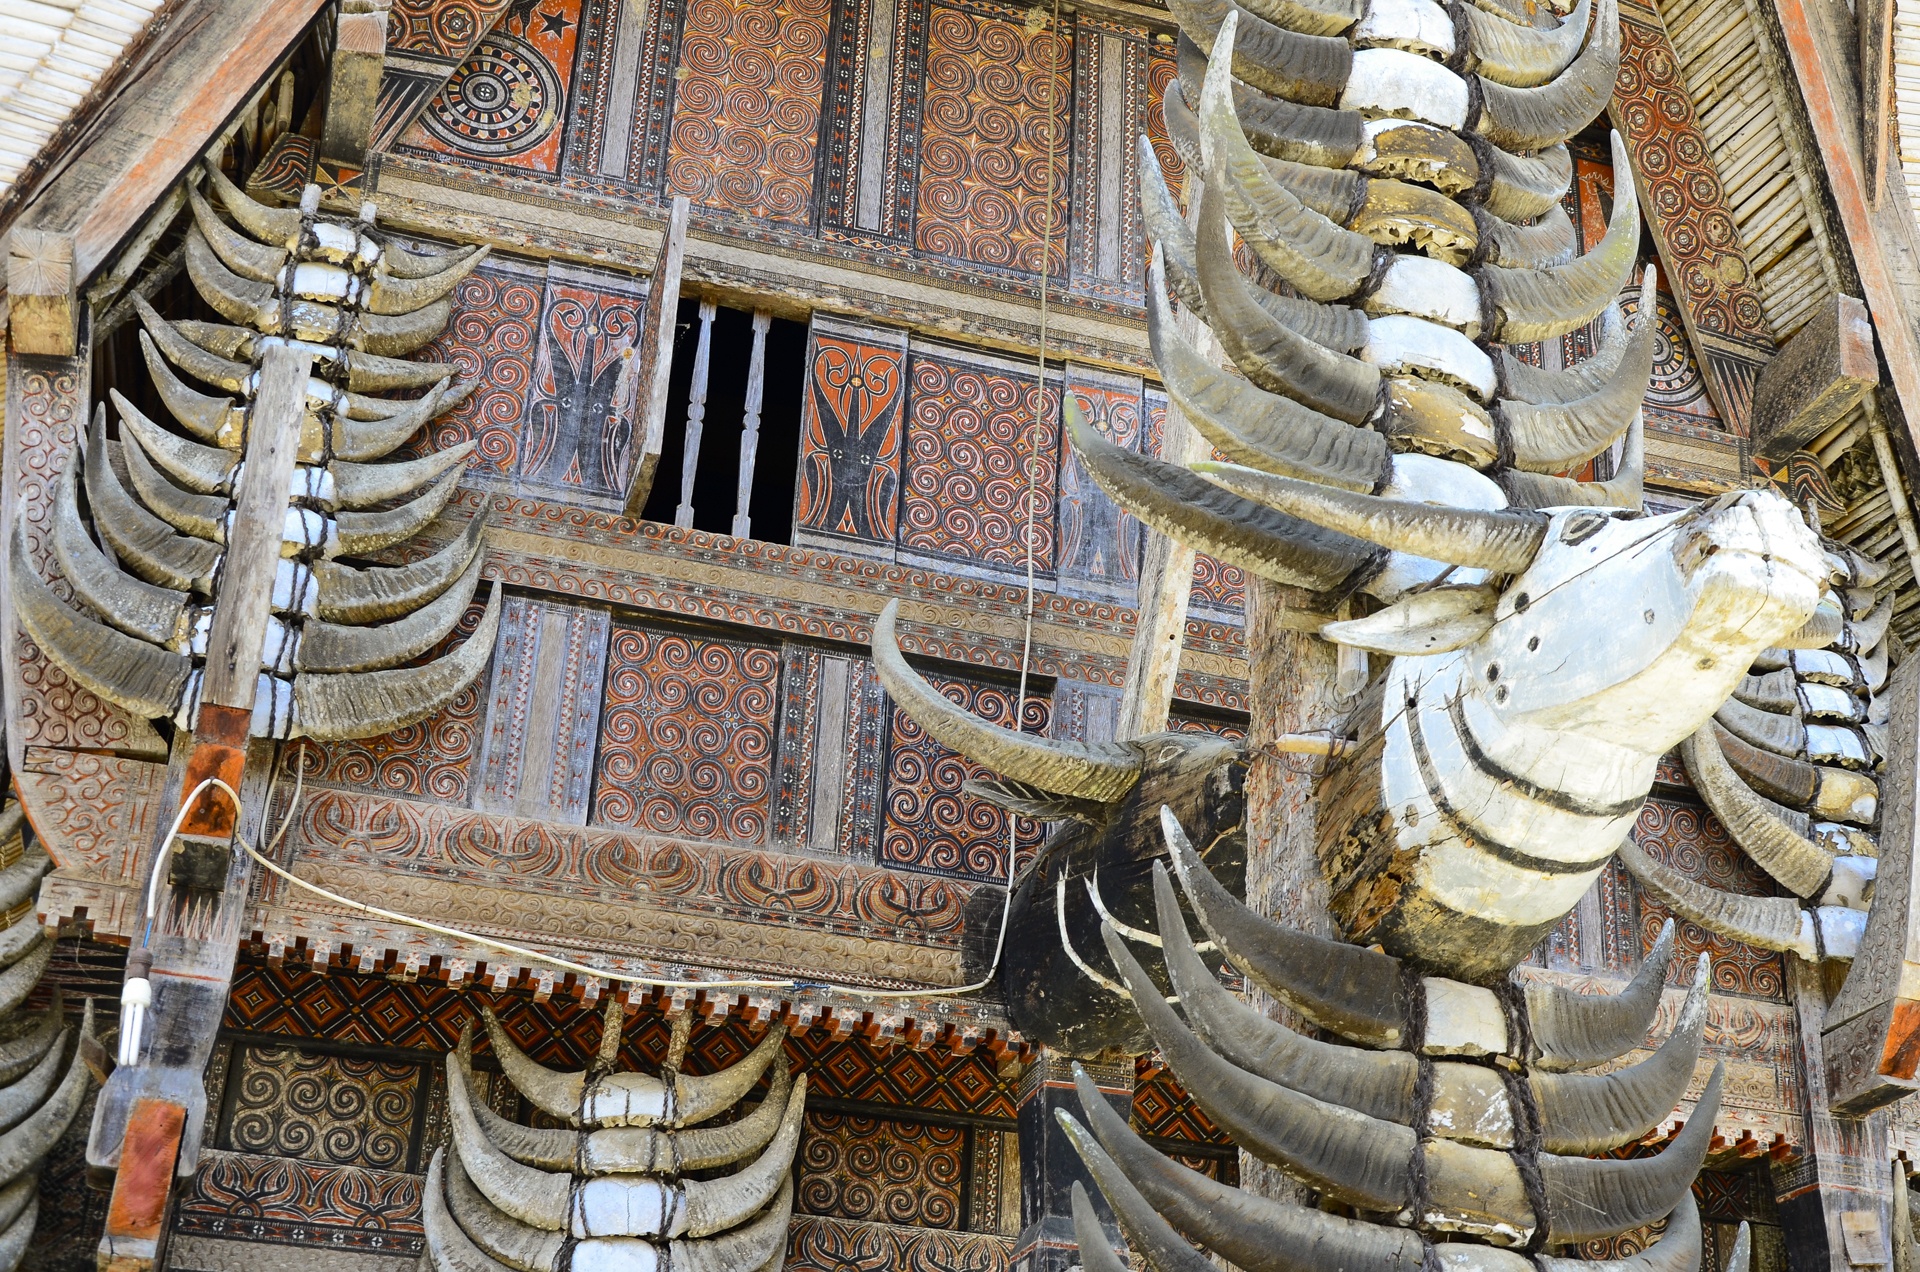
left=4, top=0, right=326, bottom=352
left=319, top=0, right=392, bottom=168
left=1862, top=0, right=1897, bottom=204
left=97, top=1098, right=186, bottom=1272
left=623, top=195, right=689, bottom=519
left=5, top=229, right=74, bottom=356
left=1751, top=294, right=1879, bottom=462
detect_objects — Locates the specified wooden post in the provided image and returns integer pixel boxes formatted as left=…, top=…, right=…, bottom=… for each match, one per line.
left=318, top=0, right=392, bottom=168
left=6, top=230, right=75, bottom=356
left=1862, top=0, right=1896, bottom=204
left=732, top=310, right=771, bottom=538
left=675, top=300, right=717, bottom=530
left=623, top=198, right=690, bottom=519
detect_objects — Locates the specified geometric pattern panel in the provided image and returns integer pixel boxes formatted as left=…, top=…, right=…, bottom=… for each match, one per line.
left=786, top=1027, right=1019, bottom=1120
left=389, top=0, right=516, bottom=58
left=1132, top=1058, right=1223, bottom=1144
left=474, top=595, right=612, bottom=822
left=410, top=0, right=584, bottom=172
left=173, top=1151, right=426, bottom=1256
left=786, top=1215, right=1013, bottom=1271
left=593, top=624, right=780, bottom=844
left=1630, top=797, right=1790, bottom=1002
left=901, top=348, right=1060, bottom=572
left=221, top=1045, right=426, bottom=1172
left=1141, top=43, right=1184, bottom=209
left=796, top=324, right=908, bottom=545
left=881, top=669, right=1049, bottom=881
left=664, top=0, right=831, bottom=221
left=914, top=0, right=1070, bottom=275
left=798, top=1111, right=966, bottom=1228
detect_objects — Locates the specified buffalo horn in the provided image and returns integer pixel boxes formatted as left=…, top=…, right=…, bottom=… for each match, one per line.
left=1063, top=1068, right=1429, bottom=1272
left=296, top=553, right=484, bottom=674
left=1482, top=143, right=1574, bottom=223
left=113, top=392, right=235, bottom=493
left=1152, top=863, right=1417, bottom=1122
left=330, top=383, right=451, bottom=462
left=1532, top=954, right=1709, bottom=1154
left=0, top=945, right=50, bottom=1021
left=1526, top=919, right=1675, bottom=1072
left=1617, top=840, right=1816, bottom=959
left=332, top=442, right=478, bottom=509
left=446, top=1053, right=570, bottom=1228
left=1064, top=402, right=1381, bottom=591
left=674, top=1177, right=795, bottom=1272
left=457, top=1066, right=575, bottom=1170
left=1176, top=34, right=1366, bottom=168
left=1682, top=726, right=1832, bottom=898
left=669, top=1023, right=790, bottom=1128
left=1165, top=806, right=1410, bottom=1046
left=0, top=1030, right=72, bottom=1134
left=1069, top=1182, right=1132, bottom=1272
left=137, top=332, right=239, bottom=442
left=0, top=1029, right=91, bottom=1183
left=50, top=450, right=191, bottom=648
left=476, top=1004, right=582, bottom=1121
left=1538, top=1062, right=1725, bottom=1242
left=1479, top=131, right=1639, bottom=343
left=293, top=582, right=503, bottom=741
left=1477, top=203, right=1578, bottom=269
left=1472, top=0, right=1619, bottom=151
left=333, top=465, right=467, bottom=556
left=186, top=184, right=286, bottom=282
left=0, top=1193, right=34, bottom=1272
left=367, top=247, right=490, bottom=315
left=314, top=514, right=488, bottom=623
left=0, top=911, right=45, bottom=975
left=1780, top=602, right=1845, bottom=650
left=134, top=296, right=249, bottom=393
left=1499, top=410, right=1644, bottom=511
left=1503, top=267, right=1657, bottom=472
left=0, top=855, right=48, bottom=926
left=183, top=225, right=279, bottom=328
left=1538, top=1201, right=1704, bottom=1272
left=592, top=1059, right=795, bottom=1173
left=0, top=1008, right=65, bottom=1087
left=1103, top=924, right=1415, bottom=1211
left=1467, top=0, right=1589, bottom=86
left=1194, top=460, right=1549, bottom=573
left=873, top=600, right=1141, bottom=801
left=1065, top=1123, right=1215, bottom=1272
left=1168, top=0, right=1352, bottom=104
left=203, top=162, right=301, bottom=244
left=1193, top=182, right=1382, bottom=422
left=1320, top=581, right=1501, bottom=654
left=1147, top=255, right=1390, bottom=490
left=1199, top=19, right=1374, bottom=301
left=442, top=1147, right=565, bottom=1272
left=1501, top=304, right=1628, bottom=405
left=1712, top=721, right=1818, bottom=806
left=117, top=429, right=226, bottom=543
left=678, top=1076, right=808, bottom=1237
left=11, top=530, right=189, bottom=721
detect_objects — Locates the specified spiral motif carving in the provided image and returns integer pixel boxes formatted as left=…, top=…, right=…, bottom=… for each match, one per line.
left=418, top=271, right=541, bottom=473
left=1632, top=798, right=1787, bottom=1001
left=901, top=355, right=1058, bottom=570
left=225, top=1045, right=420, bottom=1171
left=796, top=1112, right=964, bottom=1229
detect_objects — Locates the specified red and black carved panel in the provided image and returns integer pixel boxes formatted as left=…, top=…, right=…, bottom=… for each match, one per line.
left=664, top=0, right=831, bottom=221
left=900, top=350, right=1059, bottom=571
left=411, top=0, right=584, bottom=171
left=1629, top=798, right=1789, bottom=1001
left=881, top=669, right=1049, bottom=881
left=798, top=1112, right=965, bottom=1228
left=519, top=272, right=646, bottom=500
left=417, top=263, right=544, bottom=475
left=1133, top=1059, right=1223, bottom=1143
left=914, top=0, right=1071, bottom=275
left=174, top=1151, right=425, bottom=1255
left=1142, top=41, right=1184, bottom=208
left=796, top=329, right=908, bottom=544
left=285, top=598, right=492, bottom=806
left=594, top=624, right=779, bottom=843
left=786, top=1215, right=1014, bottom=1270
left=223, top=1045, right=425, bottom=1171
left=390, top=0, right=516, bottom=57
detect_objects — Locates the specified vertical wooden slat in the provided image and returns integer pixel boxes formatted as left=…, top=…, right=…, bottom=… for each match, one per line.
left=733, top=309, right=771, bottom=538
left=675, top=300, right=717, bottom=530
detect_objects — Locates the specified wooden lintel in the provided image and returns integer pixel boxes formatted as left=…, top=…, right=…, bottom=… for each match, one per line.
left=623, top=195, right=690, bottom=519
left=319, top=0, right=393, bottom=168
left=5, top=0, right=327, bottom=329
left=1751, top=294, right=1879, bottom=462
left=5, top=228, right=75, bottom=356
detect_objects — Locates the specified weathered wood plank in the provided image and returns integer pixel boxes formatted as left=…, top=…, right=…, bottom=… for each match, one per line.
left=1751, top=294, right=1878, bottom=461
left=5, top=229, right=74, bottom=356
left=319, top=0, right=392, bottom=167
left=623, top=195, right=689, bottom=518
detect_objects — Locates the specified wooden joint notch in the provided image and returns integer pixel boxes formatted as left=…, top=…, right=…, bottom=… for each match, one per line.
left=1751, top=295, right=1878, bottom=463
left=7, top=229, right=76, bottom=356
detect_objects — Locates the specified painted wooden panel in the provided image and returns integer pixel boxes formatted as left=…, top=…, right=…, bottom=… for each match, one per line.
left=416, top=258, right=545, bottom=476
left=1056, top=367, right=1143, bottom=602
left=795, top=319, right=909, bottom=547
left=410, top=0, right=585, bottom=171
left=519, top=264, right=648, bottom=502
left=473, top=595, right=612, bottom=822
left=798, top=1112, right=966, bottom=1228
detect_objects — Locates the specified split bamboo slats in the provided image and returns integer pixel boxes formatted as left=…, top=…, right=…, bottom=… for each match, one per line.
left=0, top=0, right=166, bottom=198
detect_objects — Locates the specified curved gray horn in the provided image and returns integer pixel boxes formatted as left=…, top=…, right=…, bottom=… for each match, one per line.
left=1065, top=1117, right=1216, bottom=1272
left=1533, top=954, right=1709, bottom=1154
left=1166, top=806, right=1410, bottom=1046
left=1193, top=460, right=1550, bottom=573
left=50, top=448, right=191, bottom=648
left=1683, top=725, right=1832, bottom=897
left=1498, top=411, right=1644, bottom=512
left=454, top=1054, right=574, bottom=1169
left=475, top=1001, right=584, bottom=1123
left=117, top=424, right=228, bottom=543
left=1153, top=863, right=1417, bottom=1121
left=203, top=162, right=301, bottom=244
left=1482, top=143, right=1574, bottom=223
left=679, top=1075, right=808, bottom=1237
left=183, top=225, right=279, bottom=329
left=0, top=1032, right=91, bottom=1182
left=674, top=1023, right=790, bottom=1128
left=1193, top=182, right=1382, bottom=422
left=1066, top=402, right=1381, bottom=591
left=1477, top=202, right=1578, bottom=269
left=186, top=183, right=286, bottom=282
left=445, top=1053, right=570, bottom=1228
left=1617, top=840, right=1816, bottom=959
left=1177, top=34, right=1365, bottom=168
left=0, top=910, right=46, bottom=976
left=367, top=247, right=491, bottom=316
left=137, top=331, right=239, bottom=442
left=314, top=514, right=488, bottom=623
left=84, top=412, right=221, bottom=591
left=330, top=383, right=450, bottom=462
left=1724, top=1223, right=1752, bottom=1272
left=11, top=529, right=189, bottom=721
left=1539, top=1062, right=1725, bottom=1242
left=1526, top=918, right=1675, bottom=1072
left=1480, top=131, right=1640, bottom=343
left=1103, top=924, right=1415, bottom=1210
left=1467, top=0, right=1589, bottom=86
left=586, top=1059, right=795, bottom=1174
left=1538, top=1199, right=1703, bottom=1272
left=1473, top=0, right=1619, bottom=151
left=1504, top=268, right=1656, bottom=473
left=1068, top=1181, right=1132, bottom=1272
left=1841, top=546, right=1891, bottom=588
left=134, top=296, right=249, bottom=393
left=0, top=944, right=51, bottom=1021
left=0, top=853, right=50, bottom=924
left=873, top=599, right=1141, bottom=801
left=0, top=1029, right=72, bottom=1134
left=1232, top=0, right=1363, bottom=38
left=1780, top=603, right=1844, bottom=651
left=0, top=1191, right=35, bottom=1272
left=1501, top=304, right=1627, bottom=404
left=1149, top=252, right=1386, bottom=485
left=293, top=582, right=503, bottom=741
left=352, top=297, right=457, bottom=358
left=1199, top=18, right=1374, bottom=300
left=1063, top=1068, right=1427, bottom=1272
left=1712, top=721, right=1819, bottom=807
left=113, top=391, right=235, bottom=493
left=1713, top=696, right=1807, bottom=761
left=673, top=1176, right=794, bottom=1272
left=334, top=465, right=467, bottom=556
left=1169, top=0, right=1351, bottom=104
left=331, top=441, right=477, bottom=509
left=296, top=552, right=484, bottom=674
left=344, top=349, right=465, bottom=394
left=0, top=1005, right=65, bottom=1087
left=442, top=1146, right=564, bottom=1272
